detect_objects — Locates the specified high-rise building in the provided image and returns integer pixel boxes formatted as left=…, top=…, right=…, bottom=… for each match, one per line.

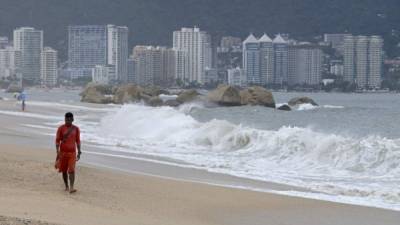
left=107, top=25, right=129, bottom=82
left=243, top=34, right=260, bottom=85
left=68, top=25, right=107, bottom=78
left=41, top=47, right=58, bottom=87
left=173, top=48, right=188, bottom=85
left=343, top=35, right=355, bottom=83
left=343, top=35, right=383, bottom=88
left=273, top=34, right=288, bottom=85
left=13, top=27, right=43, bottom=82
left=259, top=34, right=274, bottom=85
left=369, top=36, right=384, bottom=88
left=0, top=46, right=21, bottom=79
left=160, top=48, right=176, bottom=87
left=243, top=33, right=289, bottom=86
left=173, top=27, right=212, bottom=84
left=288, top=45, right=323, bottom=86
left=68, top=25, right=129, bottom=82
left=355, top=36, right=369, bottom=87
left=132, top=46, right=162, bottom=86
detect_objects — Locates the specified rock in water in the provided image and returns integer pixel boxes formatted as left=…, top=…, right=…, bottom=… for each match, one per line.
left=113, top=84, right=143, bottom=104
left=240, top=86, right=275, bottom=108
left=147, top=96, right=163, bottom=107
left=176, top=89, right=200, bottom=103
left=81, top=88, right=113, bottom=104
left=288, top=97, right=318, bottom=106
left=207, top=84, right=241, bottom=106
left=277, top=104, right=291, bottom=111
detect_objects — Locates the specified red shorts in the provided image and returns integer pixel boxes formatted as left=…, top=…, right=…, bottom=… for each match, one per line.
left=56, top=152, right=76, bottom=173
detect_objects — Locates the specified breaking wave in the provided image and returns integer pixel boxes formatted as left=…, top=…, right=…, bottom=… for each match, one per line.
left=84, top=104, right=400, bottom=210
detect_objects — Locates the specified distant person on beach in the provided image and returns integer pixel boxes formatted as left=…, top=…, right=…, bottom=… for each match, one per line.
left=55, top=112, right=81, bottom=193
left=17, top=91, right=26, bottom=111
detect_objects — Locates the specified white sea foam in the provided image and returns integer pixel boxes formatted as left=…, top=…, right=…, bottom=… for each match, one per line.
left=81, top=104, right=400, bottom=210
left=323, top=105, right=345, bottom=109
left=276, top=103, right=345, bottom=111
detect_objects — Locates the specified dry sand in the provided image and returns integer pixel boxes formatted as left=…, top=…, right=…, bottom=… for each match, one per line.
left=1, top=144, right=399, bottom=225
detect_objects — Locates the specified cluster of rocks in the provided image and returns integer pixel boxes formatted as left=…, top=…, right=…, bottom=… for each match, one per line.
left=80, top=83, right=318, bottom=110
left=80, top=83, right=200, bottom=107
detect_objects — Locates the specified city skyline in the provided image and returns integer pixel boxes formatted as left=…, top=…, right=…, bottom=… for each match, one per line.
left=0, top=23, right=387, bottom=90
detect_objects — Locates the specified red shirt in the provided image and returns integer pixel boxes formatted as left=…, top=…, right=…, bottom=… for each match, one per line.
left=56, top=124, right=80, bottom=153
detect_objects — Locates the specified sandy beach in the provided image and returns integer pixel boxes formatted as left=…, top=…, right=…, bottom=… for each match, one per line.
left=0, top=143, right=399, bottom=225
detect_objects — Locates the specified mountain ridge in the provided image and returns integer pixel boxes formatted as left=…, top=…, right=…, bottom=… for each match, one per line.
left=0, top=0, right=399, bottom=59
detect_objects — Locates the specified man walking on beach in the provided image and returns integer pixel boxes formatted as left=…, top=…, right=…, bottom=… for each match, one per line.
left=55, top=112, right=81, bottom=193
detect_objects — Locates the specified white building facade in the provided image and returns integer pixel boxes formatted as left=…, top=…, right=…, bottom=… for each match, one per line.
left=107, top=25, right=129, bottom=82
left=13, top=27, right=43, bottom=82
left=41, top=47, right=58, bottom=87
left=173, top=27, right=212, bottom=85
left=343, top=35, right=383, bottom=88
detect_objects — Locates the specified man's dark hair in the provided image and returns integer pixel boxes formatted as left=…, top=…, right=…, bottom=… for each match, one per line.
left=65, top=112, right=74, bottom=118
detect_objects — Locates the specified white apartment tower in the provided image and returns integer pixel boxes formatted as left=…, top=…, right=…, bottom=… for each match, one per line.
left=243, top=34, right=260, bottom=85
left=107, top=25, right=129, bottom=82
left=369, top=36, right=384, bottom=88
left=259, top=34, right=274, bottom=85
left=41, top=47, right=58, bottom=87
left=343, top=35, right=383, bottom=88
left=288, top=45, right=322, bottom=86
left=173, top=27, right=212, bottom=84
left=273, top=34, right=288, bottom=85
left=132, top=46, right=162, bottom=86
left=13, top=27, right=43, bottom=82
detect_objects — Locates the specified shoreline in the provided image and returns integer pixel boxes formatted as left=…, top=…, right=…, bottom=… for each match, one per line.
left=0, top=98, right=399, bottom=212
left=1, top=143, right=400, bottom=225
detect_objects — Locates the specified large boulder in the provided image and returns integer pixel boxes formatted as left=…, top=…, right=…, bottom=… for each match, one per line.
left=240, top=86, right=275, bottom=108
left=207, top=85, right=241, bottom=106
left=80, top=83, right=112, bottom=96
left=113, top=84, right=143, bottom=104
left=288, top=97, right=318, bottom=106
left=81, top=88, right=113, bottom=104
left=176, top=89, right=200, bottom=103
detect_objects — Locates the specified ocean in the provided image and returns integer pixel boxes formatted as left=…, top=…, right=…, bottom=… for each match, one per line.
left=1, top=88, right=399, bottom=210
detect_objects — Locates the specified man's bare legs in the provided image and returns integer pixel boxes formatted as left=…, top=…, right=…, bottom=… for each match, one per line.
left=69, top=172, right=76, bottom=193
left=62, top=172, right=76, bottom=193
left=62, top=172, right=69, bottom=191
